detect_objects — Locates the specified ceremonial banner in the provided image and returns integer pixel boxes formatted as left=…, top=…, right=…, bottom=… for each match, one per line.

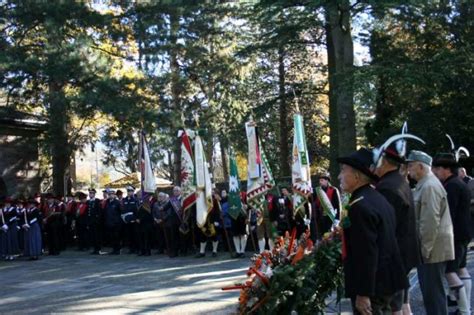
left=194, top=133, right=213, bottom=227
left=228, top=150, right=243, bottom=220
left=178, top=129, right=196, bottom=212
left=291, top=114, right=312, bottom=215
left=246, top=120, right=267, bottom=216
left=139, top=131, right=156, bottom=194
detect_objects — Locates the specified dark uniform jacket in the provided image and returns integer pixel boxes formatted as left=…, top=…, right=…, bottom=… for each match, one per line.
left=137, top=205, right=153, bottom=228
left=163, top=197, right=182, bottom=227
left=104, top=198, right=122, bottom=227
left=271, top=195, right=292, bottom=232
left=444, top=175, right=472, bottom=242
left=87, top=198, right=102, bottom=225
left=343, top=184, right=407, bottom=298
left=376, top=170, right=421, bottom=272
left=121, top=196, right=139, bottom=223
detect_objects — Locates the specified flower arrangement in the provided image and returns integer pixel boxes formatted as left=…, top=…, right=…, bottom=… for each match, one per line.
left=223, top=228, right=343, bottom=314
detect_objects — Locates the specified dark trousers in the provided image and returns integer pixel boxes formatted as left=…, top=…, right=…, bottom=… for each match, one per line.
left=138, top=225, right=152, bottom=255
left=154, top=223, right=166, bottom=253
left=417, top=262, right=448, bottom=315
left=107, top=225, right=121, bottom=253
left=122, top=223, right=138, bottom=252
left=165, top=224, right=180, bottom=257
left=76, top=221, right=89, bottom=250
left=351, top=295, right=393, bottom=315
left=89, top=222, right=101, bottom=252
left=46, top=222, right=61, bottom=255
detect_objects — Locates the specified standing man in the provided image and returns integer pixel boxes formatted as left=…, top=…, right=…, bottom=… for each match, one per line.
left=42, top=193, right=64, bottom=255
left=374, top=144, right=421, bottom=315
left=338, top=148, right=407, bottom=314
left=312, top=171, right=340, bottom=240
left=432, top=153, right=472, bottom=314
left=121, top=186, right=139, bottom=254
left=406, top=150, right=454, bottom=315
left=271, top=187, right=292, bottom=239
left=87, top=188, right=102, bottom=255
left=163, top=186, right=183, bottom=258
left=75, top=192, right=89, bottom=251
left=152, top=192, right=168, bottom=255
left=104, top=190, right=122, bottom=255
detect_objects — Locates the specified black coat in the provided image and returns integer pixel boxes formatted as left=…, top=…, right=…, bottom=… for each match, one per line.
left=444, top=175, right=472, bottom=242
left=87, top=198, right=102, bottom=225
left=376, top=170, right=422, bottom=272
left=271, top=195, right=292, bottom=232
left=163, top=197, right=182, bottom=227
left=137, top=205, right=153, bottom=228
left=104, top=198, right=122, bottom=227
left=343, top=185, right=407, bottom=298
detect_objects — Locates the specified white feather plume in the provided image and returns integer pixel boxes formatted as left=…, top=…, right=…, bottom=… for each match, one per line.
left=456, top=146, right=470, bottom=162
left=374, top=133, right=426, bottom=167
left=446, top=134, right=455, bottom=151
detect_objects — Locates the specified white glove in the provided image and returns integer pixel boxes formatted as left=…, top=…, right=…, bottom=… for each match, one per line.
left=214, top=222, right=220, bottom=227
left=304, top=218, right=311, bottom=226
left=22, top=224, right=30, bottom=230
left=1, top=224, right=8, bottom=232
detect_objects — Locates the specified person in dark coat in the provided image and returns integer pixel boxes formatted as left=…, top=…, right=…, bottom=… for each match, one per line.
left=433, top=153, right=472, bottom=314
left=152, top=192, right=168, bottom=255
left=121, top=186, right=139, bottom=254
left=42, top=194, right=64, bottom=256
left=136, top=196, right=154, bottom=256
left=338, top=148, right=407, bottom=315
left=271, top=187, right=292, bottom=238
left=21, top=198, right=42, bottom=260
left=104, top=190, right=122, bottom=255
left=312, top=172, right=340, bottom=240
left=163, top=186, right=183, bottom=258
left=2, top=197, right=20, bottom=260
left=374, top=143, right=422, bottom=314
left=87, top=188, right=102, bottom=255
left=75, top=192, right=89, bottom=251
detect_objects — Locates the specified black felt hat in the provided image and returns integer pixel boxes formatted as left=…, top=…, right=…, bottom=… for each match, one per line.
left=432, top=153, right=458, bottom=167
left=337, top=148, right=379, bottom=182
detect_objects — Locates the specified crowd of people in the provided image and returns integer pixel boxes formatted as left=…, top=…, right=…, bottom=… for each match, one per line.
left=1, top=142, right=473, bottom=315
left=0, top=179, right=339, bottom=262
left=338, top=143, right=474, bottom=315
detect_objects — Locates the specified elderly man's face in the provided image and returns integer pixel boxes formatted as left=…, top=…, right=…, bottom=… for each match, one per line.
left=338, top=164, right=359, bottom=193
left=173, top=188, right=181, bottom=197
left=407, top=162, right=423, bottom=182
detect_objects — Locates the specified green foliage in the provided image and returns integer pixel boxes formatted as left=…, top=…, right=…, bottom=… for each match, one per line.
left=364, top=1, right=474, bottom=154
left=255, top=237, right=343, bottom=314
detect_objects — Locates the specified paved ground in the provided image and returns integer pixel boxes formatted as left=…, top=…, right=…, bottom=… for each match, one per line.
left=1, top=248, right=474, bottom=314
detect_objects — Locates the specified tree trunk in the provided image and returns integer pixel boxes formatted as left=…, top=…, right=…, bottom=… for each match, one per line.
left=278, top=47, right=291, bottom=177
left=170, top=10, right=182, bottom=186
left=220, top=138, right=229, bottom=183
left=325, top=1, right=356, bottom=184
left=48, top=81, right=69, bottom=197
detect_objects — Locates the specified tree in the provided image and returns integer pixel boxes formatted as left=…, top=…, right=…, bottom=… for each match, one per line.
left=365, top=1, right=474, bottom=154
left=0, top=1, right=129, bottom=195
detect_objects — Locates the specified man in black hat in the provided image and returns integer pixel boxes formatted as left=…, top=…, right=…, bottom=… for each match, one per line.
left=374, top=143, right=421, bottom=315
left=87, top=188, right=102, bottom=255
left=121, top=186, right=139, bottom=254
left=42, top=193, right=64, bottom=255
left=312, top=171, right=340, bottom=240
left=75, top=192, right=89, bottom=251
left=337, top=148, right=407, bottom=315
left=104, top=190, right=122, bottom=254
left=432, top=153, right=472, bottom=314
left=270, top=186, right=292, bottom=241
